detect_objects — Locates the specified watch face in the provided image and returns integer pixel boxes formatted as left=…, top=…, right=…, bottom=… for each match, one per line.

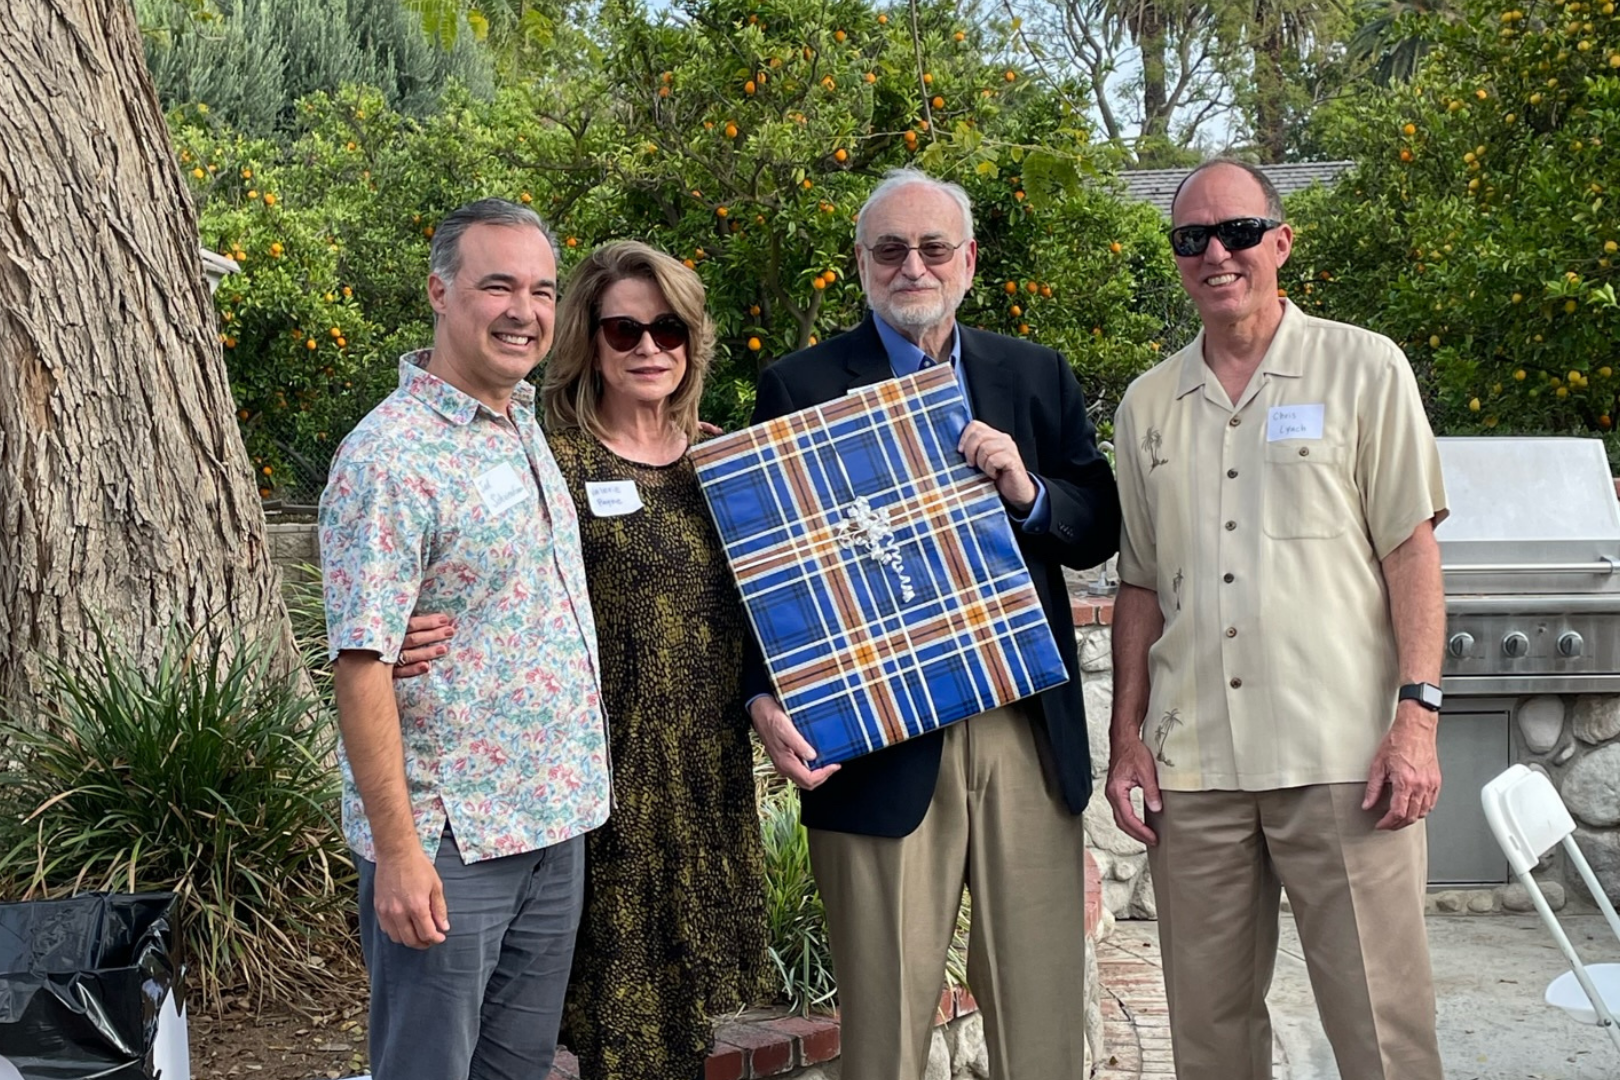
left=1403, top=682, right=1442, bottom=709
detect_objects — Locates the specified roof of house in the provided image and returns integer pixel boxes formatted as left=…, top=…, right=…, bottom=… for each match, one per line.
left=1117, top=161, right=1356, bottom=214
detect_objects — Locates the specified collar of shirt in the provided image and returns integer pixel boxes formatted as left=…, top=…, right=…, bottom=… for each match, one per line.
left=397, top=348, right=537, bottom=426
left=1175, top=299, right=1307, bottom=407
left=873, top=313, right=961, bottom=376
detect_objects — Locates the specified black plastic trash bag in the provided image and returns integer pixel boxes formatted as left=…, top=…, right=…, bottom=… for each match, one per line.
left=0, top=893, right=186, bottom=1079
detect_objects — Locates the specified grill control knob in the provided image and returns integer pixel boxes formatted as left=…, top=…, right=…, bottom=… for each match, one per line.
left=1448, top=632, right=1475, bottom=659
left=1559, top=631, right=1584, bottom=658
left=1502, top=632, right=1530, bottom=658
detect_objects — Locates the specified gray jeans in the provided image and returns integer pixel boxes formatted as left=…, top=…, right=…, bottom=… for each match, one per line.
left=358, top=828, right=585, bottom=1080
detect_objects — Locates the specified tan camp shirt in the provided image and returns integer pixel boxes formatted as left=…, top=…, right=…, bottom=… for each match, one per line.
left=1114, top=301, right=1448, bottom=791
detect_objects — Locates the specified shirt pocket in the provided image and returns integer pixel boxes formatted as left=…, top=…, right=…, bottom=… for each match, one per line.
left=1262, top=442, right=1348, bottom=539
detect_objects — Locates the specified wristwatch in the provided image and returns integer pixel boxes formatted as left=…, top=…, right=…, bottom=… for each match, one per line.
left=1398, top=681, right=1443, bottom=712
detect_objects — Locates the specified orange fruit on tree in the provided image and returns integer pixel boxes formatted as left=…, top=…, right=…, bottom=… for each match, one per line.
left=864, top=72, right=876, bottom=83
left=1014, top=190, right=1025, bottom=201
left=747, top=336, right=762, bottom=351
left=749, top=304, right=761, bottom=315
left=1004, top=70, right=1017, bottom=81
left=566, top=236, right=579, bottom=247
left=954, top=31, right=965, bottom=41
left=823, top=269, right=838, bottom=283
left=835, top=29, right=847, bottom=42
left=1040, top=285, right=1052, bottom=298
left=1399, top=148, right=1413, bottom=162
left=878, top=13, right=888, bottom=23
left=744, top=80, right=756, bottom=94
left=263, top=192, right=277, bottom=206
left=717, top=205, right=729, bottom=217
left=923, top=72, right=934, bottom=85
left=1004, top=281, right=1017, bottom=294
left=801, top=178, right=813, bottom=190
left=835, top=148, right=849, bottom=162
left=1109, top=241, right=1122, bottom=254
left=931, top=95, right=944, bottom=109
left=658, top=86, right=670, bottom=97
left=520, top=192, right=533, bottom=203
left=1010, top=304, right=1022, bottom=317
left=1025, top=281, right=1038, bottom=293
left=725, top=121, right=739, bottom=138
left=813, top=277, right=827, bottom=290
left=683, top=258, right=696, bottom=269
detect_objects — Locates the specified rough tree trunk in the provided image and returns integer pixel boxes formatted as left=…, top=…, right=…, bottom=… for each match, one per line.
left=0, top=0, right=296, bottom=708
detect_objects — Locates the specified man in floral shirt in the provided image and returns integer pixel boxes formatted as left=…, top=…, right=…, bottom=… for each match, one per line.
left=319, top=198, right=609, bottom=1080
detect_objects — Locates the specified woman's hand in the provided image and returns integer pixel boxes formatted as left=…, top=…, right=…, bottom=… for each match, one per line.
left=393, top=614, right=455, bottom=680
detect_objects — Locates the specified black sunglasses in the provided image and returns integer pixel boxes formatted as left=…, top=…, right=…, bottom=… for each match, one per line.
left=596, top=314, right=689, bottom=352
left=1168, top=217, right=1283, bottom=258
left=863, top=238, right=966, bottom=266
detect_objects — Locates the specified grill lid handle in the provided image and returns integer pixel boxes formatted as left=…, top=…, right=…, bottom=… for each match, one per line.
left=1442, top=557, right=1620, bottom=575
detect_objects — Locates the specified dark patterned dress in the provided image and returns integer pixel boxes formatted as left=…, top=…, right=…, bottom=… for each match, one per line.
left=549, top=428, right=772, bottom=1080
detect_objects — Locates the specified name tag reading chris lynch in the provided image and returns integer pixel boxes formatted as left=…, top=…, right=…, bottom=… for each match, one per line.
left=1266, top=403, right=1325, bottom=442
left=474, top=462, right=533, bottom=516
left=586, top=480, right=643, bottom=517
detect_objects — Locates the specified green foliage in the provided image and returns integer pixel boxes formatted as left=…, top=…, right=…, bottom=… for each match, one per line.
left=138, top=0, right=495, bottom=136
left=1290, top=0, right=1620, bottom=451
left=0, top=627, right=353, bottom=1010
left=168, top=0, right=1190, bottom=492
left=757, top=782, right=972, bottom=1014
left=758, top=786, right=836, bottom=1014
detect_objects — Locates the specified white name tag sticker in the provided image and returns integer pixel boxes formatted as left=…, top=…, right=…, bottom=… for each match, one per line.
left=1266, top=403, right=1325, bottom=442
left=586, top=480, right=643, bottom=517
left=474, top=462, right=532, bottom=516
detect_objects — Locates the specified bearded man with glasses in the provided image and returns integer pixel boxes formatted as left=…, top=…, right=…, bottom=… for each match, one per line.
left=745, top=168, right=1121, bottom=1080
left=1106, top=158, right=1448, bottom=1079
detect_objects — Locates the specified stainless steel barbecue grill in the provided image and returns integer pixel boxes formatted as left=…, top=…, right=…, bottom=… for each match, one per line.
left=1437, top=437, right=1620, bottom=696
left=1429, top=436, right=1620, bottom=885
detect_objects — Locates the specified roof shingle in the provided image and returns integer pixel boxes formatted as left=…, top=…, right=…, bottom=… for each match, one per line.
left=1116, top=161, right=1355, bottom=214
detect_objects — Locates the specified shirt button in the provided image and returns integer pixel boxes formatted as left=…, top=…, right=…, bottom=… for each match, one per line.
left=1298, top=447, right=1310, bottom=457
left=1223, top=573, right=1235, bottom=583
left=1227, top=468, right=1238, bottom=478
left=1225, top=520, right=1237, bottom=531
left=1230, top=677, right=1243, bottom=689
left=1226, top=627, right=1238, bottom=638
left=1229, top=416, right=1242, bottom=427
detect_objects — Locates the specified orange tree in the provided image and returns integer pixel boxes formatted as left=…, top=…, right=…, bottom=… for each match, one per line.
left=171, top=0, right=1187, bottom=492
left=1288, top=0, right=1620, bottom=450
left=523, top=0, right=1184, bottom=429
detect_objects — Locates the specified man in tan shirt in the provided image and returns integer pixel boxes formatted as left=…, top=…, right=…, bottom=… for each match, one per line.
left=1106, top=159, right=1449, bottom=1079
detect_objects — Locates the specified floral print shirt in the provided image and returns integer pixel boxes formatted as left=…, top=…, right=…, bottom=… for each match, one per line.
left=319, top=351, right=610, bottom=864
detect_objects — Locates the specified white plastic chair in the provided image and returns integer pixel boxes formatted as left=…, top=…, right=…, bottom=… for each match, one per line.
left=1481, top=763, right=1620, bottom=1053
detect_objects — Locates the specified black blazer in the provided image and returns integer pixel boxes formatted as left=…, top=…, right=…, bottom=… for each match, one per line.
left=745, top=314, right=1121, bottom=837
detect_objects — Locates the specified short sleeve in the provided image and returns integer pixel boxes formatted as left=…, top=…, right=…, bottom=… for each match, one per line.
left=1356, top=342, right=1449, bottom=560
left=318, top=454, right=432, bottom=662
left=1113, top=393, right=1158, bottom=588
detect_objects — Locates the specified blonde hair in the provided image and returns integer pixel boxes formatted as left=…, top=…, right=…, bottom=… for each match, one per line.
left=543, top=241, right=716, bottom=442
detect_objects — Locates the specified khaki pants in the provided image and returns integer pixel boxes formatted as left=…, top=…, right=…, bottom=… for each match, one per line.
left=1146, top=785, right=1442, bottom=1080
left=808, top=706, right=1090, bottom=1080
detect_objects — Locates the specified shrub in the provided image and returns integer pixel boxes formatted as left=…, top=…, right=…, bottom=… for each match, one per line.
left=0, top=627, right=354, bottom=1010
left=759, top=785, right=837, bottom=1014
left=756, top=770, right=972, bottom=1014
left=1289, top=0, right=1620, bottom=456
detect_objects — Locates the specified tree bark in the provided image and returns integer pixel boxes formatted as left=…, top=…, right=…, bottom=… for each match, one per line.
left=0, top=0, right=295, bottom=708
left=1252, top=17, right=1289, bottom=163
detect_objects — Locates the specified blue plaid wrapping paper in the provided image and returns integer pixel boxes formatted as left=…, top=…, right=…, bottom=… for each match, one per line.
left=690, top=364, right=1069, bottom=765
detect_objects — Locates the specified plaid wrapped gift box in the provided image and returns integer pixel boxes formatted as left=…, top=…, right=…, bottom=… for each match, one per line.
left=690, top=364, right=1069, bottom=766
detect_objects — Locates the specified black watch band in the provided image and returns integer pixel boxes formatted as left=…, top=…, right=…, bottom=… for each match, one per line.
left=1398, top=681, right=1443, bottom=712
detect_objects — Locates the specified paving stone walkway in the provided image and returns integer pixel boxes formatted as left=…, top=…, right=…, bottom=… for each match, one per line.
left=1091, top=922, right=1291, bottom=1080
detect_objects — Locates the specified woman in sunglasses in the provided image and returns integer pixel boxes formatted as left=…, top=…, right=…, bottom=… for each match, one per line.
left=534, top=240, right=771, bottom=1080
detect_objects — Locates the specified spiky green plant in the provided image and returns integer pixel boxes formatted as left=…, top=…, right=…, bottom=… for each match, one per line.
left=0, top=625, right=354, bottom=1011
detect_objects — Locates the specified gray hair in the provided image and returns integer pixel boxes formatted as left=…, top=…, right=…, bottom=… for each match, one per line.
left=1170, top=159, right=1285, bottom=222
left=856, top=169, right=976, bottom=244
left=429, top=198, right=558, bottom=284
